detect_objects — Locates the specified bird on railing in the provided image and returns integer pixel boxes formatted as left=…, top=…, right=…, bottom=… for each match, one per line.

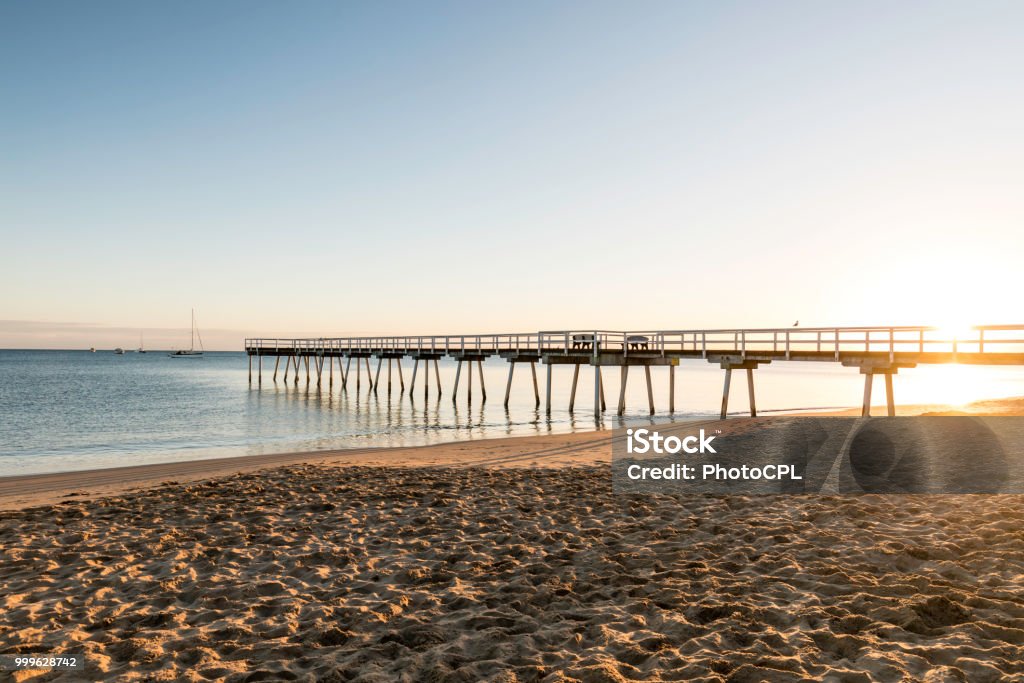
left=793, top=321, right=800, bottom=327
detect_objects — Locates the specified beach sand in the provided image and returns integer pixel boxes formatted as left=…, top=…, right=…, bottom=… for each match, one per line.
left=2, top=398, right=1024, bottom=681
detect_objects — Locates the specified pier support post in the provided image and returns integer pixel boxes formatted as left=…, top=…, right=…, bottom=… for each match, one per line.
left=452, top=360, right=462, bottom=403
left=273, top=356, right=280, bottom=382
left=530, top=362, right=540, bottom=408
left=746, top=368, right=756, bottom=417
left=329, top=355, right=333, bottom=387
left=434, top=359, right=442, bottom=397
left=504, top=362, right=515, bottom=408
left=617, top=366, right=629, bottom=416
left=885, top=372, right=895, bottom=416
left=305, top=356, right=310, bottom=384
left=477, top=360, right=486, bottom=402
left=721, top=368, right=732, bottom=419
left=644, top=366, right=654, bottom=415
left=849, top=364, right=907, bottom=417
left=594, top=366, right=602, bottom=419
left=258, top=354, right=262, bottom=386
left=862, top=373, right=873, bottom=417
left=374, top=359, right=382, bottom=393
left=283, top=356, right=290, bottom=382
left=365, top=358, right=372, bottom=390
left=387, top=359, right=392, bottom=393
left=248, top=355, right=252, bottom=384
left=410, top=359, right=419, bottom=394
left=669, top=365, right=675, bottom=413
left=568, top=364, right=580, bottom=412
left=545, top=363, right=552, bottom=415
left=467, top=359, right=473, bottom=403
left=315, top=356, right=322, bottom=387
left=717, top=361, right=763, bottom=419
left=397, top=358, right=405, bottom=393
left=424, top=358, right=430, bottom=399
left=294, top=356, right=300, bottom=384
left=355, top=357, right=361, bottom=391
left=599, top=367, right=606, bottom=411
left=343, top=357, right=351, bottom=390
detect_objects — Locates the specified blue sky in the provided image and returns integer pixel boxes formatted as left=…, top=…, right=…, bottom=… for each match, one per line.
left=2, top=1, right=1023, bottom=348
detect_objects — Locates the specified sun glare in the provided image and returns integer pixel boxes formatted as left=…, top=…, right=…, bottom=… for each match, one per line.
left=903, top=365, right=985, bottom=408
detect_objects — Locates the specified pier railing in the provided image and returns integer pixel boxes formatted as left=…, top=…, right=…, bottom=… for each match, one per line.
left=246, top=325, right=1024, bottom=362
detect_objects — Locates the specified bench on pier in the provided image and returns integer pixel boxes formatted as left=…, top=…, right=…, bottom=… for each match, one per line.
left=627, top=335, right=650, bottom=350
left=571, top=334, right=594, bottom=350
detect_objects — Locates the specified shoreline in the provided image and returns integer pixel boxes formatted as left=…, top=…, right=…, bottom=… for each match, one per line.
left=0, top=429, right=621, bottom=511
left=4, top=396, right=1023, bottom=511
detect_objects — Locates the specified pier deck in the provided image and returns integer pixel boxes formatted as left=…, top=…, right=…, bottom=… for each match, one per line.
left=245, top=326, right=1024, bottom=419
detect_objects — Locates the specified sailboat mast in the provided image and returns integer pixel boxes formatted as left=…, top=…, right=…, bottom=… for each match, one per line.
left=191, top=308, right=195, bottom=351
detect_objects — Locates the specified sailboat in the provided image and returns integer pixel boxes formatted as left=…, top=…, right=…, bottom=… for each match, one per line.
left=169, top=310, right=204, bottom=357
left=138, top=332, right=147, bottom=354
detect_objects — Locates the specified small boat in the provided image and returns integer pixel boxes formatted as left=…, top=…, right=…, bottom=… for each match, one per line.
left=89, top=347, right=96, bottom=353
left=138, top=332, right=147, bottom=354
left=170, top=309, right=204, bottom=357
left=114, top=348, right=125, bottom=355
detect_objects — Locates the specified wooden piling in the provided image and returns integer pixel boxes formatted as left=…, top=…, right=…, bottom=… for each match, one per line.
left=545, top=363, right=552, bottom=415
left=720, top=368, right=732, bottom=419
left=669, top=365, right=675, bottom=413
left=617, top=366, right=629, bottom=416
left=452, top=360, right=462, bottom=404
left=424, top=357, right=430, bottom=399
left=861, top=373, right=873, bottom=417
left=504, top=363, right=515, bottom=407
left=746, top=368, right=756, bottom=417
left=885, top=372, right=895, bottom=416
left=273, top=355, right=280, bottom=382
left=568, top=364, right=580, bottom=412
left=477, top=360, right=486, bottom=401
left=434, top=359, right=442, bottom=397
left=645, top=365, right=654, bottom=415
left=530, top=362, right=540, bottom=408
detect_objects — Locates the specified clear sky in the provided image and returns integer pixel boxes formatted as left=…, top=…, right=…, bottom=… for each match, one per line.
left=2, top=1, right=1022, bottom=349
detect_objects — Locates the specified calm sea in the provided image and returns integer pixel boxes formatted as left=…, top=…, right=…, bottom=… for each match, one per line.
left=1, top=350, right=1022, bottom=476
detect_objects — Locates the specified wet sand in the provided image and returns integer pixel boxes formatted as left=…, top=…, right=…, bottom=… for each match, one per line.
left=2, top=398, right=1024, bottom=681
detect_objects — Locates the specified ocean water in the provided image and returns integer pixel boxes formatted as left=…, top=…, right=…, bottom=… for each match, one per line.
left=1, top=350, right=1022, bottom=476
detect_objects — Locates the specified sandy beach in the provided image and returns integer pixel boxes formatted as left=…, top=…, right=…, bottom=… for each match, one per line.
left=2, top=399, right=1024, bottom=681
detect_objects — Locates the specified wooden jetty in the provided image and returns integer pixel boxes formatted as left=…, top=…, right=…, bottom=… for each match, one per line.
left=245, top=325, right=1024, bottom=419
